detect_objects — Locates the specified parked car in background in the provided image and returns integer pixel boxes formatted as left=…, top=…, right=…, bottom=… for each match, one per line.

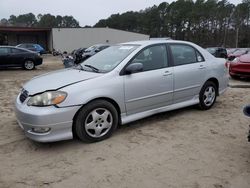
left=16, top=43, right=46, bottom=54
left=52, top=49, right=62, bottom=56
left=15, top=40, right=228, bottom=143
left=227, top=49, right=249, bottom=61
left=72, top=47, right=87, bottom=64
left=206, top=47, right=227, bottom=58
left=0, top=46, right=43, bottom=70
left=82, top=44, right=110, bottom=60
left=228, top=54, right=250, bottom=79
left=243, top=105, right=250, bottom=142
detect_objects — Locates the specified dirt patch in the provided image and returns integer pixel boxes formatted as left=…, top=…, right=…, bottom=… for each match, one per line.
left=0, top=56, right=250, bottom=188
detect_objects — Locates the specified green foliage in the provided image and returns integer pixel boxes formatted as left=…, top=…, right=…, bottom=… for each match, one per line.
left=94, top=0, right=250, bottom=47
left=0, top=13, right=80, bottom=28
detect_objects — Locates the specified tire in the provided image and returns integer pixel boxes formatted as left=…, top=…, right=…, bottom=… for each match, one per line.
left=74, top=100, right=118, bottom=142
left=23, top=60, right=35, bottom=70
left=199, top=81, right=217, bottom=110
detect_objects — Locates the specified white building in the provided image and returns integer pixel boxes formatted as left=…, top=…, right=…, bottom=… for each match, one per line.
left=0, top=27, right=150, bottom=52
left=52, top=28, right=149, bottom=52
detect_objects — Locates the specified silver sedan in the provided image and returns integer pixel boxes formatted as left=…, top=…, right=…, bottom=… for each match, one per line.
left=15, top=40, right=228, bottom=142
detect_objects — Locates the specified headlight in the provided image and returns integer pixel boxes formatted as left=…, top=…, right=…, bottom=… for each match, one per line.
left=232, top=57, right=239, bottom=63
left=27, top=91, right=67, bottom=106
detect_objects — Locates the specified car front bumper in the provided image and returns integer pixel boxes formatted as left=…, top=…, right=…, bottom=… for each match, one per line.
left=15, top=96, right=80, bottom=142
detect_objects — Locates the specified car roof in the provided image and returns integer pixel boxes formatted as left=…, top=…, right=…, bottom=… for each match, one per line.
left=0, top=46, right=35, bottom=52
left=206, top=47, right=225, bottom=49
left=122, top=40, right=195, bottom=46
left=18, top=43, right=36, bottom=45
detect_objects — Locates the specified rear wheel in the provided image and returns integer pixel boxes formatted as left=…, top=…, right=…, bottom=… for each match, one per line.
left=199, top=81, right=217, bottom=110
left=74, top=100, right=118, bottom=142
left=23, top=60, right=35, bottom=70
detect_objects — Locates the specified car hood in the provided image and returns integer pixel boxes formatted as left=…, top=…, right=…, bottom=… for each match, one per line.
left=23, top=68, right=101, bottom=95
left=239, top=54, right=250, bottom=63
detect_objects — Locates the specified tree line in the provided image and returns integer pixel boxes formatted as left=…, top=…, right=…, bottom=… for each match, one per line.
left=0, top=13, right=80, bottom=28
left=95, top=0, right=250, bottom=48
left=1, top=0, right=250, bottom=47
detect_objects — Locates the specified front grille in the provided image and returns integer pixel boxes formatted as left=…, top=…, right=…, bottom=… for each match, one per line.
left=19, top=89, right=29, bottom=103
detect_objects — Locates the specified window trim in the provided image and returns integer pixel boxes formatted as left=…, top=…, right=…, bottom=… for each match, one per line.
left=168, top=43, right=205, bottom=67
left=11, top=48, right=25, bottom=54
left=120, top=43, right=170, bottom=75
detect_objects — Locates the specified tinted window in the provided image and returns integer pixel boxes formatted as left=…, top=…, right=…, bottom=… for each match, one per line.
left=0, top=47, right=10, bottom=55
left=18, top=44, right=26, bottom=48
left=170, top=44, right=203, bottom=66
left=26, top=44, right=34, bottom=48
left=11, top=48, right=25, bottom=53
left=99, top=46, right=109, bottom=50
left=130, top=45, right=168, bottom=72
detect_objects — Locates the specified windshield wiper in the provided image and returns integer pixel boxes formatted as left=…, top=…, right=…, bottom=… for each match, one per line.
left=84, top=64, right=100, bottom=72
left=73, top=64, right=85, bottom=71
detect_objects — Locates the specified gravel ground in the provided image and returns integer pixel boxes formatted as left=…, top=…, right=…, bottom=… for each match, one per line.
left=0, top=55, right=250, bottom=188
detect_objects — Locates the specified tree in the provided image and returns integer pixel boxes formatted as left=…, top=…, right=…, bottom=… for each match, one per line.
left=94, top=0, right=250, bottom=47
left=1, top=13, right=80, bottom=28
left=7, top=13, right=37, bottom=27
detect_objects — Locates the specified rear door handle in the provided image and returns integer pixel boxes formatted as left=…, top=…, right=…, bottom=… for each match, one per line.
left=163, top=71, right=173, bottom=76
left=199, top=65, right=206, bottom=69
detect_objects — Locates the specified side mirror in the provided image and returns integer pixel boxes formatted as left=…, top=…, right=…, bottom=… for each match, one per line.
left=95, top=49, right=100, bottom=53
left=125, top=63, right=143, bottom=74
left=243, top=105, right=250, bottom=117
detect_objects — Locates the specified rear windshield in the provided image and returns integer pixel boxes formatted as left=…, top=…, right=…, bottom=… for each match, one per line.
left=206, top=48, right=216, bottom=54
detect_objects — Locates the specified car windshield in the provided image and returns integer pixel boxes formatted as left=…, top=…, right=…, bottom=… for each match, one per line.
left=80, top=45, right=139, bottom=73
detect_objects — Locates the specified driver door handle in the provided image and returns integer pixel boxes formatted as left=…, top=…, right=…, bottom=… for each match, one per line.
left=163, top=71, right=173, bottom=76
left=199, top=65, right=206, bottom=69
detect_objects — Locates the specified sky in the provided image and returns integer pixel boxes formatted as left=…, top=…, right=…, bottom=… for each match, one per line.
left=0, top=0, right=243, bottom=26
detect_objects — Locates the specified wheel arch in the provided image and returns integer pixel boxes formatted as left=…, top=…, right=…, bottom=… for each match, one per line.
left=205, top=77, right=219, bottom=95
left=72, top=97, right=122, bottom=138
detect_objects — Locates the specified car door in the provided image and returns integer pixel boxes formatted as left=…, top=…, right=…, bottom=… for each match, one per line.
left=169, top=43, right=206, bottom=103
left=123, top=44, right=174, bottom=115
left=0, top=47, right=11, bottom=66
left=10, top=48, right=25, bottom=66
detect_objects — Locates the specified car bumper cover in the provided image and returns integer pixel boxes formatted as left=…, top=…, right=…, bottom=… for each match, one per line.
left=15, top=97, right=80, bottom=142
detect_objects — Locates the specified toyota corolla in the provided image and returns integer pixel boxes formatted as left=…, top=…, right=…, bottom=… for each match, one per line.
left=15, top=40, right=228, bottom=142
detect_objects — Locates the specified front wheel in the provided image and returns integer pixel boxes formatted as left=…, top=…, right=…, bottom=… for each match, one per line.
left=199, top=81, right=217, bottom=110
left=74, top=100, right=118, bottom=142
left=23, top=60, right=35, bottom=70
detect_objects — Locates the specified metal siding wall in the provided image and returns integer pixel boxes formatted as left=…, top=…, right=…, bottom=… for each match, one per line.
left=52, top=28, right=149, bottom=52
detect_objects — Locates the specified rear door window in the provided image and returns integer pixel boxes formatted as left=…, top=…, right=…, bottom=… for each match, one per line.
left=0, top=47, right=10, bottom=55
left=11, top=48, right=25, bottom=53
left=170, top=44, right=204, bottom=66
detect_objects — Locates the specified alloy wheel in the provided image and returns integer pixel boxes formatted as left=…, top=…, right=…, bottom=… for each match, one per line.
left=24, top=61, right=34, bottom=70
left=84, top=108, right=113, bottom=138
left=203, top=86, right=216, bottom=107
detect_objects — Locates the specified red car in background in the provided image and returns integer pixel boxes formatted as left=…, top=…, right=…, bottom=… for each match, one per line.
left=227, top=49, right=249, bottom=61
left=229, top=53, right=250, bottom=79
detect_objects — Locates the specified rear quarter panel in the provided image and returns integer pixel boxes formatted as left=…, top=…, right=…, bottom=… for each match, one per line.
left=206, top=57, right=228, bottom=93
